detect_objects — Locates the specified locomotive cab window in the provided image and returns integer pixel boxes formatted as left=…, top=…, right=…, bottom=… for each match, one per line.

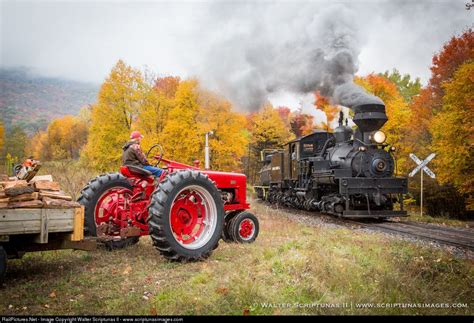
left=290, top=143, right=297, bottom=160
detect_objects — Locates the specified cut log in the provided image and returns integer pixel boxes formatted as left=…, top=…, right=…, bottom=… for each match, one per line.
left=0, top=174, right=9, bottom=182
left=2, top=180, right=28, bottom=190
left=42, top=197, right=80, bottom=208
left=39, top=191, right=72, bottom=201
left=5, top=185, right=35, bottom=197
left=0, top=198, right=9, bottom=204
left=8, top=200, right=44, bottom=209
left=0, top=202, right=8, bottom=209
left=8, top=192, right=40, bottom=203
left=0, top=190, right=6, bottom=199
left=30, top=175, right=54, bottom=182
left=34, top=180, right=61, bottom=191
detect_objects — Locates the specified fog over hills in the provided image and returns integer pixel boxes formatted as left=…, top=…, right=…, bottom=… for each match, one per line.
left=0, top=67, right=98, bottom=134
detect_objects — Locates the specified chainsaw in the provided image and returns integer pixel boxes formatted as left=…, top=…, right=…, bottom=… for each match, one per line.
left=14, top=157, right=41, bottom=182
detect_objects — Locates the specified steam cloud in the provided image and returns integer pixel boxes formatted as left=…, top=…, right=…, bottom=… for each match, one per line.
left=197, top=3, right=383, bottom=110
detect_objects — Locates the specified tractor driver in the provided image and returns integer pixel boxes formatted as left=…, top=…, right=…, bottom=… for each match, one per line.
left=122, top=131, right=163, bottom=177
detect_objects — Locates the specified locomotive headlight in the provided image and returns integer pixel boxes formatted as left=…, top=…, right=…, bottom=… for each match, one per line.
left=372, top=131, right=387, bottom=144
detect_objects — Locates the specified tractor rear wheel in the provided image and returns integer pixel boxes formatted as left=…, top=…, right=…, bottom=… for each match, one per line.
left=78, top=173, right=140, bottom=250
left=0, top=246, right=6, bottom=285
left=229, top=211, right=259, bottom=243
left=148, top=170, right=224, bottom=261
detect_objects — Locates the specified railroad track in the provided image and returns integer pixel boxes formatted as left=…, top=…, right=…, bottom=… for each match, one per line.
left=346, top=219, right=474, bottom=251
left=258, top=201, right=474, bottom=251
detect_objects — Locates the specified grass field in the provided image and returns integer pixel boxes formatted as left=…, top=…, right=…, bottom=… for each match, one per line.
left=1, top=202, right=473, bottom=316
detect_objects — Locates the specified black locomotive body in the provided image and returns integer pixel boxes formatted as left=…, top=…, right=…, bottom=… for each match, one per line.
left=254, top=103, right=408, bottom=218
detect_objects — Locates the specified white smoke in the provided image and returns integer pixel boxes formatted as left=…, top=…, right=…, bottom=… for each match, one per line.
left=196, top=3, right=383, bottom=111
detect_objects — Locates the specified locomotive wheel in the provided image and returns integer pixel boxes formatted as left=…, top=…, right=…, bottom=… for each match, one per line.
left=0, top=246, right=6, bottom=285
left=229, top=211, right=259, bottom=243
left=148, top=170, right=224, bottom=261
left=78, top=173, right=140, bottom=250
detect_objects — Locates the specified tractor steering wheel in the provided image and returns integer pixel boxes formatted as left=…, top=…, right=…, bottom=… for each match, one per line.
left=146, top=144, right=164, bottom=167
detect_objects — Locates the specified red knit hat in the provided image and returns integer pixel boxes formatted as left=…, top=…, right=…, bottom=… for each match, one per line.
left=130, top=131, right=144, bottom=140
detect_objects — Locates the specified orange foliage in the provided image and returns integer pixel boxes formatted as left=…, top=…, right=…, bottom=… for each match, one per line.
left=290, top=112, right=314, bottom=137
left=429, top=28, right=474, bottom=109
left=154, top=76, right=181, bottom=98
left=314, top=91, right=339, bottom=131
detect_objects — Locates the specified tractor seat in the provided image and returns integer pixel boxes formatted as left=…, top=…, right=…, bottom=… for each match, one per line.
left=120, top=165, right=152, bottom=178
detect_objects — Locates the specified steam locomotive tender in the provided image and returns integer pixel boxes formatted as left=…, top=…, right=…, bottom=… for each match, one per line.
left=254, top=103, right=408, bottom=218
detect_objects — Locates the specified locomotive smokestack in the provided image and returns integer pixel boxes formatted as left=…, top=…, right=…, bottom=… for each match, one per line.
left=352, top=103, right=388, bottom=133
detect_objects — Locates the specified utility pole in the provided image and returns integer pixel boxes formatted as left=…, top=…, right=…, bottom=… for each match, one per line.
left=205, top=131, right=213, bottom=170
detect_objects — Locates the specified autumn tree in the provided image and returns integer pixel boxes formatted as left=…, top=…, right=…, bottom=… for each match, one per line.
left=429, top=28, right=473, bottom=110
left=382, top=69, right=421, bottom=103
left=407, top=29, right=474, bottom=158
left=83, top=60, right=147, bottom=171
left=160, top=80, right=202, bottom=164
left=135, top=79, right=177, bottom=150
left=28, top=115, right=88, bottom=160
left=197, top=90, right=249, bottom=171
left=155, top=76, right=180, bottom=99
left=290, top=110, right=314, bottom=137
left=430, top=62, right=474, bottom=200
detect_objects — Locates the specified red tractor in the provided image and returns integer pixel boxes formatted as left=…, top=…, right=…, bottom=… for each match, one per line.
left=78, top=145, right=259, bottom=261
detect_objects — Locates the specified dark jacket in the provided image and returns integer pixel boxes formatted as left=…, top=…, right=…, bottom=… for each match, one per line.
left=122, top=140, right=149, bottom=167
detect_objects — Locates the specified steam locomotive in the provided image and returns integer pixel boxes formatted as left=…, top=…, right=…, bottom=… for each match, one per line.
left=254, top=103, right=408, bottom=218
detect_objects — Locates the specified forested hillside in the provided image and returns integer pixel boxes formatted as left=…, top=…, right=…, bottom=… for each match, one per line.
left=0, top=67, right=98, bottom=133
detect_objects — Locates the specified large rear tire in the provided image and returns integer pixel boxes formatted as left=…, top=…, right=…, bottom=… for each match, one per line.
left=148, top=170, right=224, bottom=261
left=0, top=246, right=6, bottom=285
left=78, top=173, right=140, bottom=250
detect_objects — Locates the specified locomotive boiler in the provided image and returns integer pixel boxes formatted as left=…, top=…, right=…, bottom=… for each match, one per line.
left=254, top=103, right=408, bottom=218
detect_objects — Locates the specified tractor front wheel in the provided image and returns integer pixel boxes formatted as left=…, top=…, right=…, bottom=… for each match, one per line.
left=0, top=246, right=6, bottom=285
left=229, top=211, right=259, bottom=243
left=148, top=170, right=224, bottom=261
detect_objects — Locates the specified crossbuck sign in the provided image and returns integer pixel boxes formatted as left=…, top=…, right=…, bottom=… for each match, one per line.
left=408, top=153, right=436, bottom=216
left=409, top=153, right=436, bottom=178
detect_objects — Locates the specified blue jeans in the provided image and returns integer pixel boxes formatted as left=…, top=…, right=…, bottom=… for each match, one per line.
left=143, top=165, right=163, bottom=177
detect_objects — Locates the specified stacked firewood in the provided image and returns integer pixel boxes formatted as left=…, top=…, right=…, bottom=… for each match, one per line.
left=0, top=177, right=80, bottom=209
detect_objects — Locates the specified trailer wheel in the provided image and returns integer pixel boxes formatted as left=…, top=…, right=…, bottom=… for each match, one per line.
left=0, top=246, right=6, bottom=285
left=148, top=170, right=224, bottom=261
left=229, top=211, right=259, bottom=243
left=78, top=173, right=140, bottom=250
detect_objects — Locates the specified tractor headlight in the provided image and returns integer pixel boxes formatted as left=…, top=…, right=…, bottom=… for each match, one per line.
left=372, top=131, right=386, bottom=144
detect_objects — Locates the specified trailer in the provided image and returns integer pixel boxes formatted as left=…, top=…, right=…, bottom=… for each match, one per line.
left=0, top=206, right=95, bottom=283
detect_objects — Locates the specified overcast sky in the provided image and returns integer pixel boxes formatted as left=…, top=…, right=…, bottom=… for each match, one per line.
left=1, top=0, right=472, bottom=111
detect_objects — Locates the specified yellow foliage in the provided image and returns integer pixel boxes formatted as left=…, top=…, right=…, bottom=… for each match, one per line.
left=248, top=103, right=294, bottom=151
left=430, top=61, right=474, bottom=195
left=27, top=116, right=87, bottom=161
left=197, top=90, right=249, bottom=171
left=83, top=60, right=147, bottom=171
left=160, top=80, right=202, bottom=164
left=136, top=85, right=174, bottom=151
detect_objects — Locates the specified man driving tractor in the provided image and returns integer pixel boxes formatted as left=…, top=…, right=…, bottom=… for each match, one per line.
left=122, top=131, right=163, bottom=177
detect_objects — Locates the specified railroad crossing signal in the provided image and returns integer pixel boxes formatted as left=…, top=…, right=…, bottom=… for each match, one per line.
left=409, top=153, right=436, bottom=178
left=409, top=153, right=436, bottom=217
